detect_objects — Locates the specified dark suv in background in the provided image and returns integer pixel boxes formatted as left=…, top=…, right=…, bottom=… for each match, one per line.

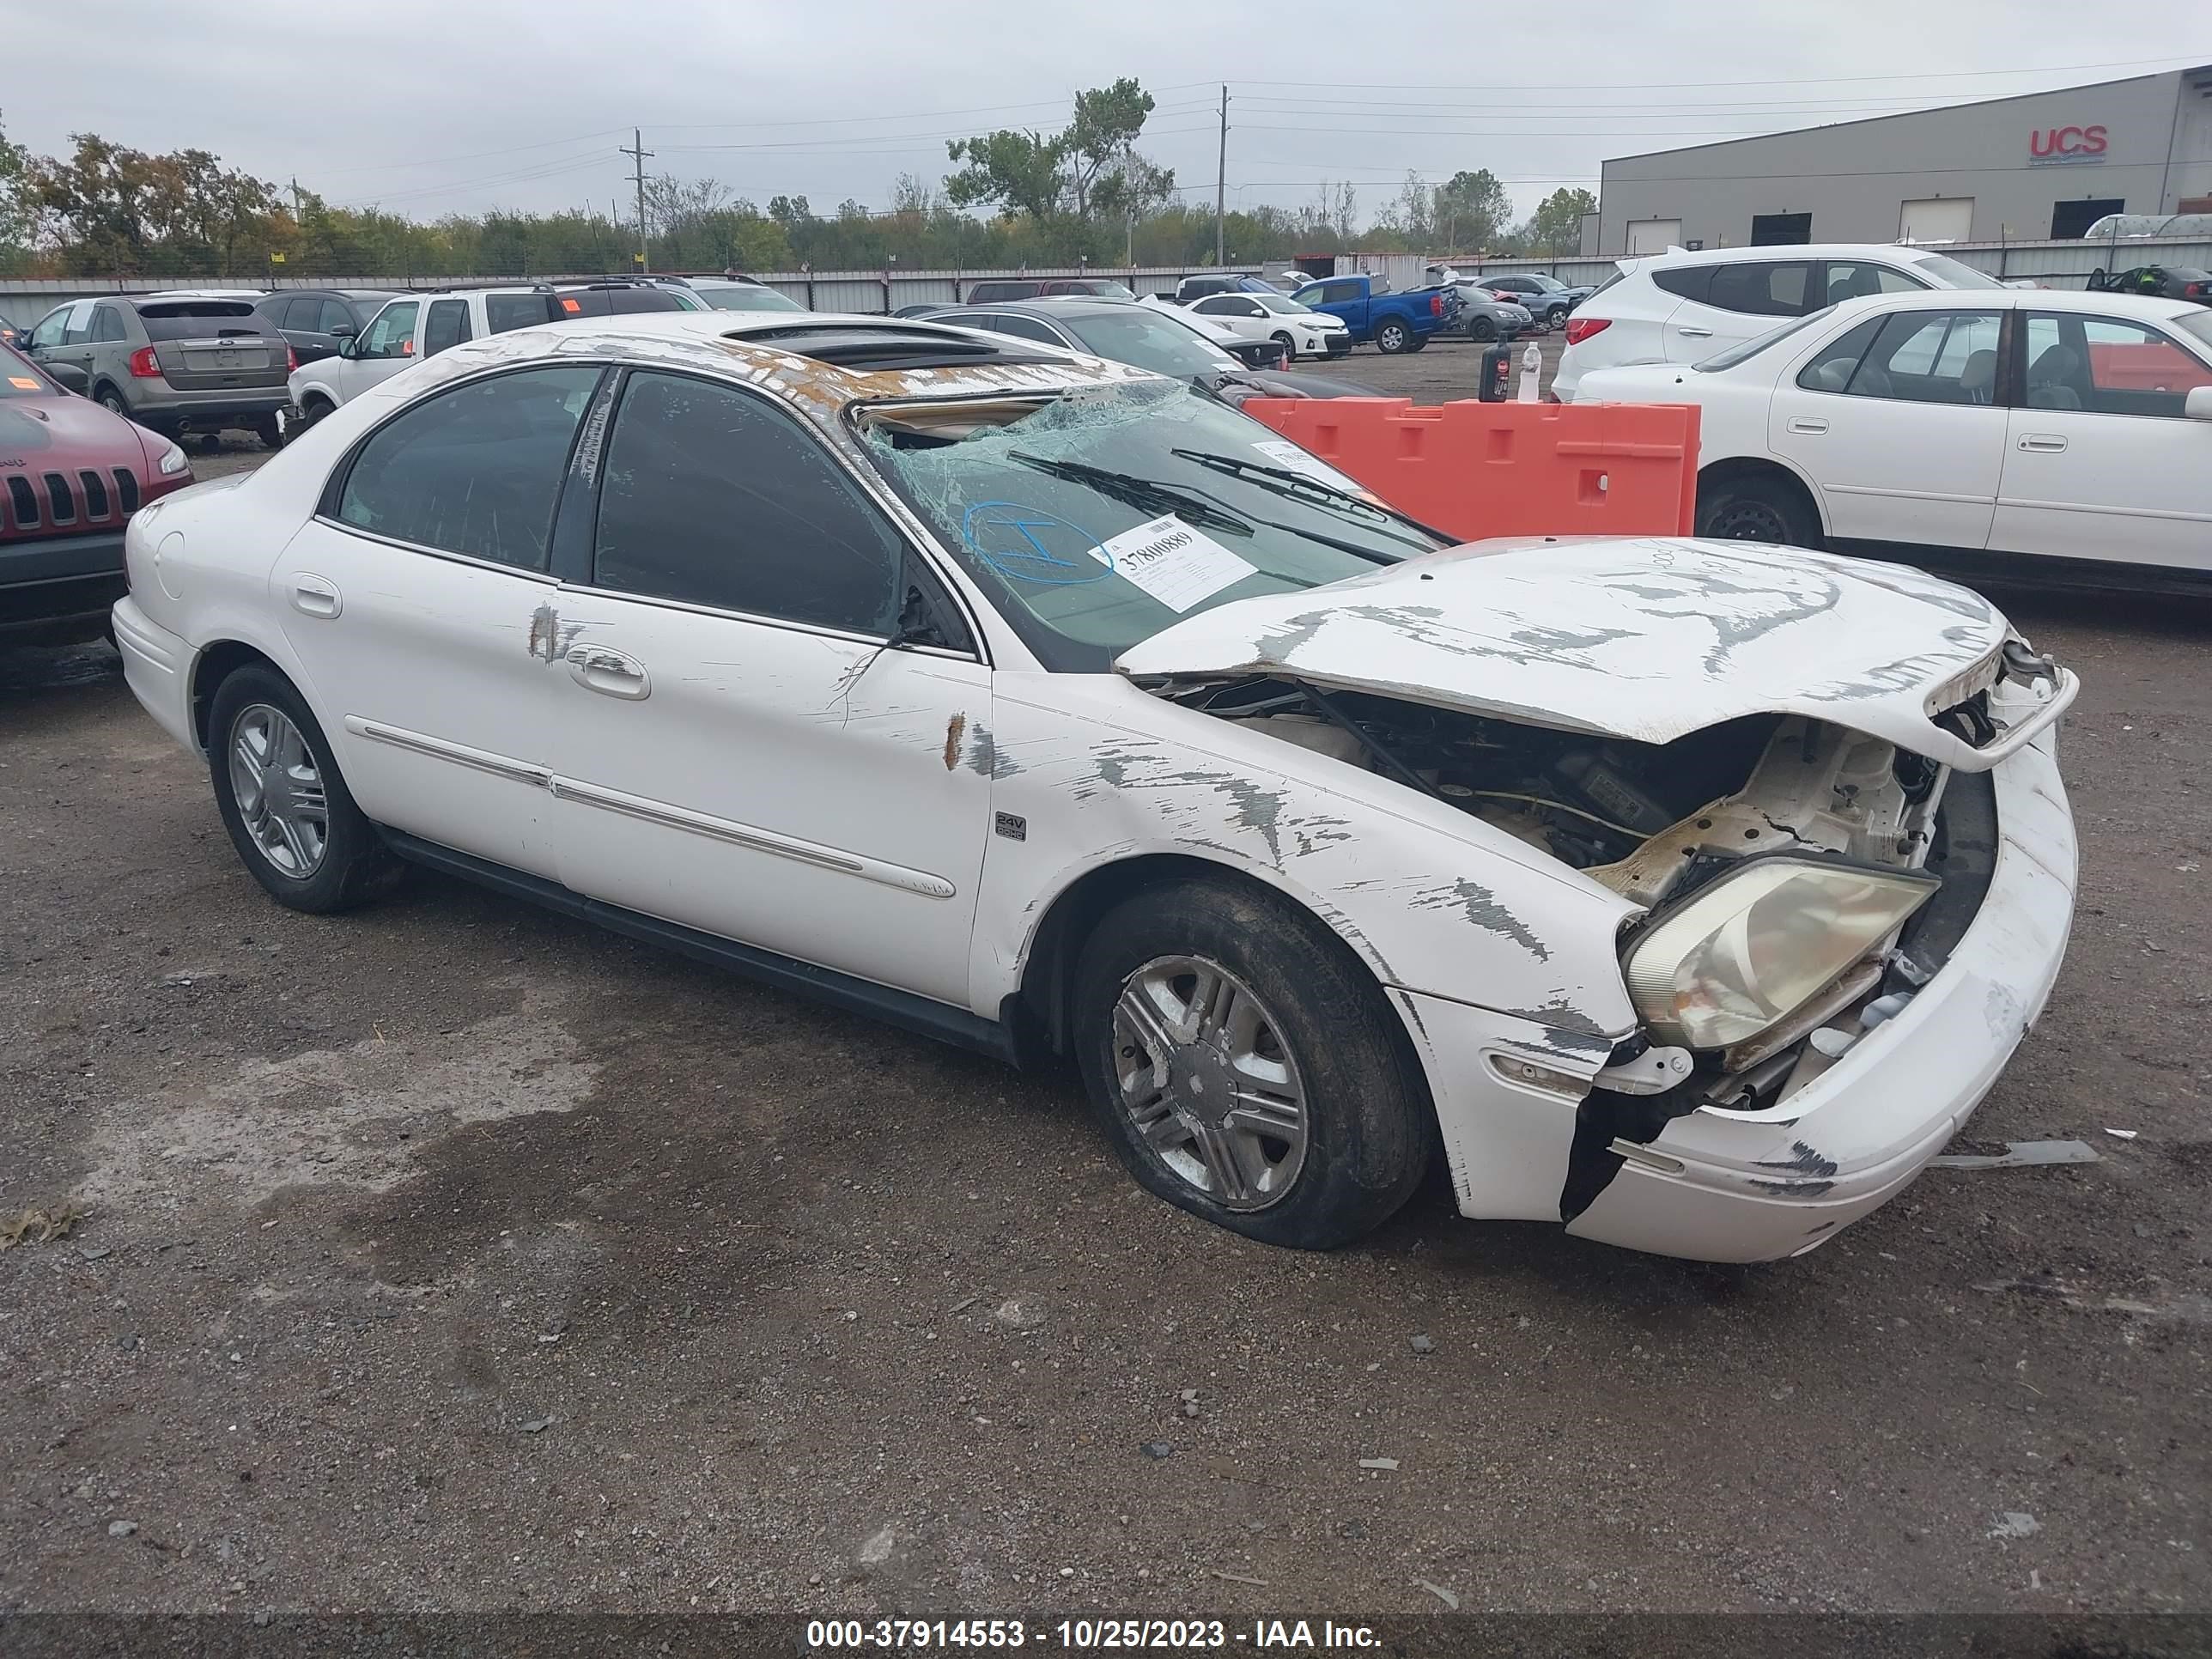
left=254, top=288, right=403, bottom=364
left=23, top=295, right=292, bottom=446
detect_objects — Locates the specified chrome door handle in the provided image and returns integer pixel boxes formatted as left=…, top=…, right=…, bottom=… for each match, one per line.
left=565, top=642, right=650, bottom=701
left=2017, top=434, right=2068, bottom=453
left=289, top=574, right=341, bottom=618
left=1674, top=325, right=1714, bottom=337
left=1787, top=417, right=1828, bottom=434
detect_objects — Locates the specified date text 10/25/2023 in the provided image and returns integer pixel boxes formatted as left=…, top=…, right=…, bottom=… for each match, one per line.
left=805, top=1617, right=1382, bottom=1650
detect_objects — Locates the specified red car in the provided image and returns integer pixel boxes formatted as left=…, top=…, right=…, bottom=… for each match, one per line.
left=0, top=343, right=196, bottom=645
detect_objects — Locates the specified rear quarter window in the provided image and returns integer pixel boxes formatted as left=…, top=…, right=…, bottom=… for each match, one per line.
left=1651, top=265, right=1714, bottom=303
left=486, top=295, right=556, bottom=333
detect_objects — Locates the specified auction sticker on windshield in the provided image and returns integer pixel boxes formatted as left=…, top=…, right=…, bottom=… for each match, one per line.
left=1251, top=439, right=1364, bottom=492
left=1095, top=514, right=1256, bottom=612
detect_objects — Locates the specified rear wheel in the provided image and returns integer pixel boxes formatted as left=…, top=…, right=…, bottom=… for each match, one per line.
left=1546, top=304, right=1570, bottom=329
left=251, top=414, right=282, bottom=450
left=1373, top=318, right=1412, bottom=354
left=95, top=385, right=130, bottom=419
left=1468, top=314, right=1497, bottom=341
left=207, top=664, right=404, bottom=914
left=1697, top=472, right=1822, bottom=549
left=1072, top=878, right=1431, bottom=1249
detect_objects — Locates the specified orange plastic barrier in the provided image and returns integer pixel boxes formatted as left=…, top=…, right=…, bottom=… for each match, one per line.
left=1239, top=397, right=1701, bottom=543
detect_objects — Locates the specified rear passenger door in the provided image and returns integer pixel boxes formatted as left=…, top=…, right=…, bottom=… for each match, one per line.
left=1668, top=260, right=1814, bottom=361
left=1769, top=305, right=2009, bottom=550
left=421, top=297, right=472, bottom=359
left=272, top=364, right=607, bottom=875
left=541, top=368, right=992, bottom=1006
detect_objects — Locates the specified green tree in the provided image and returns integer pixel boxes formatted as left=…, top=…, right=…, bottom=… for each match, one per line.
left=1064, top=78, right=1155, bottom=222
left=0, top=111, right=30, bottom=268
left=1522, top=186, right=1597, bottom=256
left=943, top=127, right=1067, bottom=222
left=1431, top=168, right=1511, bottom=252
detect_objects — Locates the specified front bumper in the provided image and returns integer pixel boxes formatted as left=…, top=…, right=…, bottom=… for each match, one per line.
left=1395, top=728, right=2075, bottom=1263
left=1566, top=735, right=2075, bottom=1262
left=1, top=530, right=128, bottom=639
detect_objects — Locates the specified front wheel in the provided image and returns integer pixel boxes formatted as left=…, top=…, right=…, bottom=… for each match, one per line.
left=1073, top=878, right=1431, bottom=1249
left=207, top=664, right=404, bottom=914
left=1373, top=319, right=1411, bottom=354
left=1270, top=330, right=1297, bottom=359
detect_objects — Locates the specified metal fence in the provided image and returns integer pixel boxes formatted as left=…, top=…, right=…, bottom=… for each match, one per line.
left=6, top=237, right=2210, bottom=327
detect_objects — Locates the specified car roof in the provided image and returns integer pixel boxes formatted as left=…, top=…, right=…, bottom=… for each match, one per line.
left=398, top=311, right=1164, bottom=422
left=1630, top=242, right=1976, bottom=270
left=975, top=296, right=1154, bottom=316
left=1803, top=286, right=2207, bottom=326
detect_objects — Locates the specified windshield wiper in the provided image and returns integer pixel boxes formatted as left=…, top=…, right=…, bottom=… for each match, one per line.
left=1007, top=450, right=1404, bottom=567
left=1006, top=452, right=1253, bottom=536
left=1167, top=447, right=1449, bottom=546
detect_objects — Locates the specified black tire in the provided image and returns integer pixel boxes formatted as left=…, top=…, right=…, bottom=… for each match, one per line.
left=206, top=663, right=404, bottom=915
left=1373, top=318, right=1412, bottom=354
left=1468, top=315, right=1497, bottom=342
left=251, top=413, right=282, bottom=450
left=1696, top=472, right=1822, bottom=549
left=1072, top=878, right=1431, bottom=1250
left=301, top=393, right=335, bottom=430
left=1403, top=331, right=1429, bottom=353
left=94, top=384, right=130, bottom=419
left=1546, top=304, right=1570, bottom=329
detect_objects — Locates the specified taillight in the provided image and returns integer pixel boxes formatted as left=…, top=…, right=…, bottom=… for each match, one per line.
left=1430, top=294, right=1442, bottom=315
left=1563, top=317, right=1611, bottom=346
left=128, top=346, right=161, bottom=379
left=286, top=344, right=298, bottom=372
left=2188, top=282, right=2206, bottom=298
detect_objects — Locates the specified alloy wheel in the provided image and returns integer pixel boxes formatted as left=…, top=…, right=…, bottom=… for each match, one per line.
left=1111, top=956, right=1310, bottom=1212
left=228, top=703, right=330, bottom=878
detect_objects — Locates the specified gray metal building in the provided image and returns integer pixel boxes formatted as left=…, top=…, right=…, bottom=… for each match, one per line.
left=1596, top=65, right=2212, bottom=258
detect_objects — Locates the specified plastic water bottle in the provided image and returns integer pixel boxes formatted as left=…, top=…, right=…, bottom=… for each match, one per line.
left=1517, top=339, right=1542, bottom=403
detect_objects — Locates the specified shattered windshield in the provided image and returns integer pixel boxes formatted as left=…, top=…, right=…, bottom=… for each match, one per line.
left=859, top=380, right=1449, bottom=672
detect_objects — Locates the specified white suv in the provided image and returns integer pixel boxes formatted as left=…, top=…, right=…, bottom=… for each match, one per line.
left=1554, top=244, right=2007, bottom=401
left=284, top=280, right=703, bottom=435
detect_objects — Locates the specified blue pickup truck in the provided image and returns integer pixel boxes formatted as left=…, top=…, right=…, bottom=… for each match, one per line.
left=1290, top=273, right=1459, bottom=353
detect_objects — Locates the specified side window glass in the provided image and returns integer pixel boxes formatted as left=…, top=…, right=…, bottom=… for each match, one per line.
left=2033, top=313, right=2212, bottom=416
left=1651, top=266, right=1713, bottom=303
left=1193, top=297, right=1229, bottom=315
left=1848, top=311, right=2002, bottom=405
left=486, top=295, right=549, bottom=333
left=976, top=313, right=1062, bottom=345
left=337, top=367, right=600, bottom=569
left=1708, top=262, right=1811, bottom=316
left=553, top=289, right=612, bottom=319
left=90, top=306, right=127, bottom=343
left=592, top=371, right=903, bottom=636
left=319, top=298, right=360, bottom=334
left=1818, top=262, right=1923, bottom=306
left=1795, top=316, right=1886, bottom=392
left=62, top=303, right=95, bottom=345
left=358, top=301, right=418, bottom=359
left=29, top=307, right=70, bottom=349
left=422, top=299, right=471, bottom=357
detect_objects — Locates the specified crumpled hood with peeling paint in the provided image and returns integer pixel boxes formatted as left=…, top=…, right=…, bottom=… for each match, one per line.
left=1116, top=537, right=2020, bottom=769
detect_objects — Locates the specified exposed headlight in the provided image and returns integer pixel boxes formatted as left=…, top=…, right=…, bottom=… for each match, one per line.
left=1622, top=858, right=1938, bottom=1051
left=156, top=442, right=190, bottom=476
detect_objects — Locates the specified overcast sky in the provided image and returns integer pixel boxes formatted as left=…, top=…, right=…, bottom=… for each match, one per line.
left=9, top=3, right=2209, bottom=226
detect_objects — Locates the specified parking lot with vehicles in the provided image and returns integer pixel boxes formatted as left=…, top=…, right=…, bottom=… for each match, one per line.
left=2, top=322, right=2207, bottom=1619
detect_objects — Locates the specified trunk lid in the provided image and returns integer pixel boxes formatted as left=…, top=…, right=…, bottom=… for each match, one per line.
left=1115, top=537, right=2044, bottom=773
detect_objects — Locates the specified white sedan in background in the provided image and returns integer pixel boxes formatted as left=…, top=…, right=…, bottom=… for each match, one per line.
left=1575, top=288, right=2212, bottom=587
left=1182, top=290, right=1352, bottom=360
left=110, top=311, right=2076, bottom=1265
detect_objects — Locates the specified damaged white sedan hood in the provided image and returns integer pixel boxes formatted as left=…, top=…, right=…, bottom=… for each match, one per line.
left=1116, top=537, right=2022, bottom=770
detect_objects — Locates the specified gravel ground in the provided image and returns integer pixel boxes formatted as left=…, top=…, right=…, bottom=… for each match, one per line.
left=1, top=349, right=2207, bottom=1620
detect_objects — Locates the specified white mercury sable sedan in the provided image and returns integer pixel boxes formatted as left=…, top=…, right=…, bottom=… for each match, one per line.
left=109, top=312, right=2080, bottom=1263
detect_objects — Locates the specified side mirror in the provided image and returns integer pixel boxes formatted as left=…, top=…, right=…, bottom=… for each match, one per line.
left=335, top=336, right=357, bottom=359
left=330, top=322, right=357, bottom=338
left=46, top=362, right=90, bottom=394
left=2186, top=386, right=2212, bottom=422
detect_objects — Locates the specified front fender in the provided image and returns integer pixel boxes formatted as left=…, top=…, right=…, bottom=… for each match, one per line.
left=967, top=674, right=1638, bottom=1053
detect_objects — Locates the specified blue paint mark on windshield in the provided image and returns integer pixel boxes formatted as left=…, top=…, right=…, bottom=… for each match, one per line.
left=962, top=501, right=1113, bottom=586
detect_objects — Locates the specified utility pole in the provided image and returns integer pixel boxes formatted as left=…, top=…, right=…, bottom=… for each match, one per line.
left=1214, top=85, right=1230, bottom=267
left=620, top=129, right=653, bottom=272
